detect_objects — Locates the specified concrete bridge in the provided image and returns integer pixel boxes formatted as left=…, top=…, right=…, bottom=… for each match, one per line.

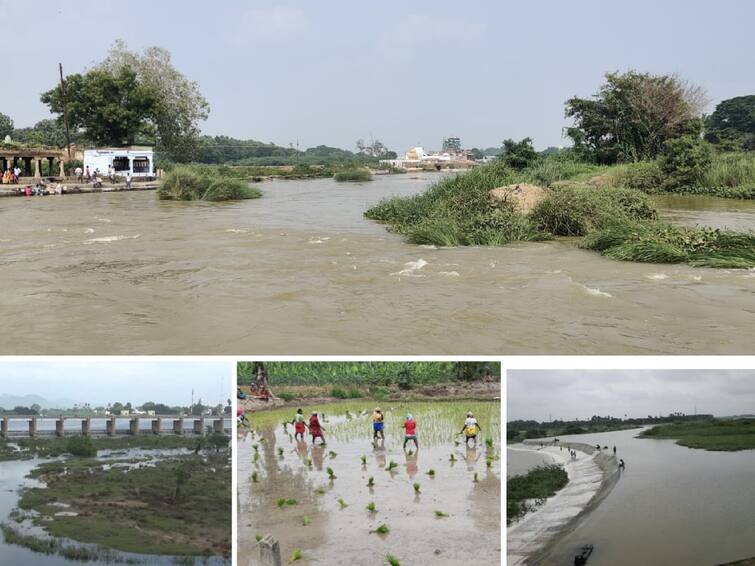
left=0, top=415, right=231, bottom=439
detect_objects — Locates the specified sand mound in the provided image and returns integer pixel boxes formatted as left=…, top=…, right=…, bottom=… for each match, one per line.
left=489, top=183, right=547, bottom=213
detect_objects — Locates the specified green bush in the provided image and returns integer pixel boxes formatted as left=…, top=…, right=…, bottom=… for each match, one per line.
left=330, top=387, right=362, bottom=399
left=158, top=166, right=262, bottom=201
left=613, top=161, right=664, bottom=192
left=500, top=138, right=540, bottom=170
left=660, top=136, right=713, bottom=190
left=334, top=168, right=372, bottom=182
left=66, top=436, right=96, bottom=457
left=530, top=186, right=657, bottom=236
left=277, top=391, right=297, bottom=402
left=703, top=152, right=755, bottom=188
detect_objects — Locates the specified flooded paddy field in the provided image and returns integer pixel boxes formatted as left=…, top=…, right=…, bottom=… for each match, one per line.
left=0, top=445, right=230, bottom=565
left=508, top=428, right=755, bottom=566
left=239, top=400, right=501, bottom=566
left=1, top=173, right=754, bottom=354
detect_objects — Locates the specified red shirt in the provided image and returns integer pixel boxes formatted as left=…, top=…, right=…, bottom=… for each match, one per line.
left=404, top=419, right=416, bottom=435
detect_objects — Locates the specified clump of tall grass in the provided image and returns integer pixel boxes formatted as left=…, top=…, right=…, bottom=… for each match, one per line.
left=530, top=186, right=657, bottom=236
left=158, top=166, right=262, bottom=201
left=334, top=168, right=373, bottom=182
left=581, top=220, right=755, bottom=268
left=703, top=152, right=755, bottom=189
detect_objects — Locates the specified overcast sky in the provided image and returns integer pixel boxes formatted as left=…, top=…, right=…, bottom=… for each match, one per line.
left=1, top=0, right=753, bottom=152
left=508, top=370, right=755, bottom=422
left=0, top=360, right=231, bottom=407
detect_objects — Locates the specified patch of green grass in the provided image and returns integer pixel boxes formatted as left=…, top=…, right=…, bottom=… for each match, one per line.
left=581, top=220, right=755, bottom=268
left=334, top=168, right=372, bottom=182
left=639, top=418, right=755, bottom=451
left=291, top=548, right=303, bottom=561
left=386, top=554, right=401, bottom=566
left=302, top=516, right=311, bottom=526
left=372, top=523, right=390, bottom=535
left=330, top=387, right=363, bottom=399
left=507, top=464, right=569, bottom=524
left=159, top=166, right=262, bottom=201
left=366, top=501, right=377, bottom=513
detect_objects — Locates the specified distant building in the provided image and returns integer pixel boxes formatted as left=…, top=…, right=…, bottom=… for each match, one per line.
left=83, top=146, right=154, bottom=178
left=442, top=137, right=462, bottom=153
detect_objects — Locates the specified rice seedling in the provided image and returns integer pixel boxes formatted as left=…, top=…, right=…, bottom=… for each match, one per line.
left=338, top=498, right=348, bottom=509
left=367, top=476, right=374, bottom=487
left=372, top=523, right=390, bottom=535
left=329, top=450, right=338, bottom=459
left=449, top=454, right=456, bottom=463
left=302, top=516, right=311, bottom=526
left=286, top=498, right=298, bottom=506
left=278, top=447, right=284, bottom=457
left=291, top=548, right=302, bottom=562
left=306, top=458, right=312, bottom=468
left=253, top=452, right=260, bottom=464
left=361, top=455, right=367, bottom=465
left=413, top=482, right=421, bottom=494
left=327, top=467, right=337, bottom=480
left=386, top=554, right=401, bottom=566
left=251, top=471, right=259, bottom=483
left=386, top=460, right=398, bottom=471
left=277, top=498, right=298, bottom=508
left=426, top=469, right=435, bottom=477
left=255, top=533, right=263, bottom=542
left=315, top=487, right=326, bottom=496
left=252, top=444, right=259, bottom=452
left=485, top=437, right=494, bottom=449
left=366, top=501, right=377, bottom=513
left=473, top=472, right=479, bottom=483
left=434, top=510, right=449, bottom=518
left=486, top=458, right=493, bottom=469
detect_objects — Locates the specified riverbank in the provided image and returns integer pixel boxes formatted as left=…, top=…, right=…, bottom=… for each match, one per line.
left=239, top=379, right=501, bottom=412
left=506, top=442, right=620, bottom=566
left=639, top=418, right=755, bottom=451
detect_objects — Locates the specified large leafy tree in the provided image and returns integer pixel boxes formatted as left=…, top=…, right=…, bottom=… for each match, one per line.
left=0, top=112, right=13, bottom=139
left=499, top=137, right=539, bottom=170
left=41, top=67, right=158, bottom=146
left=96, top=40, right=210, bottom=161
left=704, top=95, right=755, bottom=150
left=565, top=71, right=708, bottom=163
left=12, top=119, right=70, bottom=147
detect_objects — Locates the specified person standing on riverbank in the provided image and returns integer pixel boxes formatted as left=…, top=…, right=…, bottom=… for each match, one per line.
left=126, top=171, right=132, bottom=189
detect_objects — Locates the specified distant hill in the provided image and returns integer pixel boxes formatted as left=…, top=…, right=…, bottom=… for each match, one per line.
left=0, top=394, right=79, bottom=410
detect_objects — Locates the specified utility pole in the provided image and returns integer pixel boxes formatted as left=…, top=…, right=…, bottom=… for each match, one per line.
left=59, top=63, right=72, bottom=160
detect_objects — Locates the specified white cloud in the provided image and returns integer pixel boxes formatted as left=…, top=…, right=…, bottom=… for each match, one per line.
left=232, top=6, right=308, bottom=45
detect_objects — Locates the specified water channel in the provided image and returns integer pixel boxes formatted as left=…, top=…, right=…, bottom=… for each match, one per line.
left=1, top=173, right=753, bottom=354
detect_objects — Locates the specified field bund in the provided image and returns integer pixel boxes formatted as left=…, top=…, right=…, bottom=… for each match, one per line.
left=507, top=442, right=619, bottom=565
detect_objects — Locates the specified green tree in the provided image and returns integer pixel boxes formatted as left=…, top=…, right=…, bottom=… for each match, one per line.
left=0, top=112, right=13, bottom=139
left=454, top=362, right=497, bottom=381
left=705, top=95, right=755, bottom=150
left=660, top=135, right=712, bottom=189
left=565, top=71, right=708, bottom=163
left=207, top=433, right=229, bottom=453
left=97, top=40, right=210, bottom=161
left=41, top=67, right=158, bottom=146
left=499, top=137, right=539, bottom=170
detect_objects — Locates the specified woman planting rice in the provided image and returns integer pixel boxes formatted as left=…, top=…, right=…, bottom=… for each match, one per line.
left=403, top=414, right=418, bottom=451
left=291, top=408, right=307, bottom=441
left=309, top=412, right=326, bottom=445
left=372, top=407, right=385, bottom=441
left=460, top=412, right=482, bottom=447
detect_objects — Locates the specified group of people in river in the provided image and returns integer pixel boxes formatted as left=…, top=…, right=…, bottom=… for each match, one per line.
left=284, top=407, right=483, bottom=450
left=2, top=166, right=21, bottom=184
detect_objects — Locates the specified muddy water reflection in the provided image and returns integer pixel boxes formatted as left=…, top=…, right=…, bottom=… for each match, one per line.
left=527, top=428, right=755, bottom=566
left=239, top=401, right=501, bottom=566
left=1, top=174, right=754, bottom=354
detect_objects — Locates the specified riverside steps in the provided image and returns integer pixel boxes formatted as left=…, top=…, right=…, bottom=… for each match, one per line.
left=0, top=415, right=231, bottom=438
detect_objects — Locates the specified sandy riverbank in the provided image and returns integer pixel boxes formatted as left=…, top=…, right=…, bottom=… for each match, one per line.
left=507, top=442, right=620, bottom=565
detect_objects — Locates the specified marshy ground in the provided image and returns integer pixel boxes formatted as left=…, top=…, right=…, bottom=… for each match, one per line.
left=239, top=400, right=501, bottom=566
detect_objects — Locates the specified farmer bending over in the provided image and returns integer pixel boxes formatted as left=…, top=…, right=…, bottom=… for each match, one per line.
left=403, top=414, right=418, bottom=451
left=460, top=412, right=482, bottom=447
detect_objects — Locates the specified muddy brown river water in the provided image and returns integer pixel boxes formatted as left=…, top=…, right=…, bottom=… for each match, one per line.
left=1, top=174, right=753, bottom=354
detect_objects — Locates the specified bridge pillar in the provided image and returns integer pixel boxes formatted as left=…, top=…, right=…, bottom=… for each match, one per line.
left=81, top=418, right=90, bottom=436
left=129, top=418, right=140, bottom=435
left=151, top=418, right=161, bottom=435
left=1, top=417, right=8, bottom=438
left=213, top=418, right=224, bottom=433
left=29, top=417, right=37, bottom=438
left=173, top=419, right=183, bottom=434
left=56, top=418, right=65, bottom=437
left=106, top=417, right=116, bottom=436
left=193, top=418, right=204, bottom=435
left=258, top=536, right=282, bottom=566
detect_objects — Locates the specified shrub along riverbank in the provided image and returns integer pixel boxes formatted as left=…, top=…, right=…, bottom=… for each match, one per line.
left=158, top=166, right=262, bottom=201
left=507, top=464, right=569, bottom=524
left=365, top=156, right=755, bottom=268
left=640, top=419, right=755, bottom=451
